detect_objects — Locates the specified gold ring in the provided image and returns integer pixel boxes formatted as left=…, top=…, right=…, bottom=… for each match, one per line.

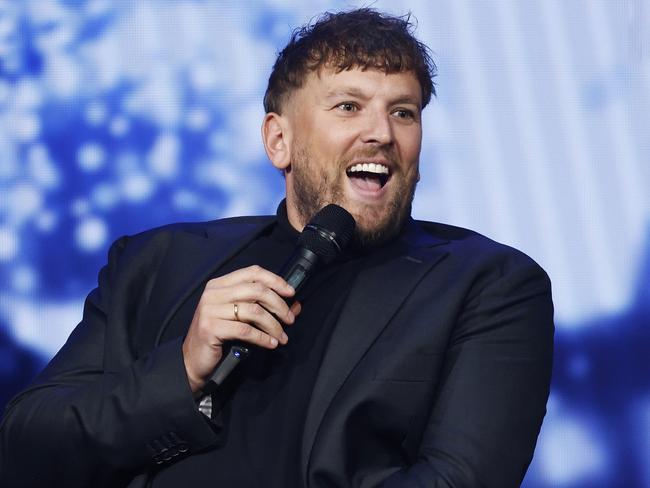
left=233, top=303, right=239, bottom=321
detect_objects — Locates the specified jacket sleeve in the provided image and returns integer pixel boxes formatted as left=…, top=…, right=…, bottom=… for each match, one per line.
left=378, top=254, right=554, bottom=488
left=0, top=235, right=220, bottom=487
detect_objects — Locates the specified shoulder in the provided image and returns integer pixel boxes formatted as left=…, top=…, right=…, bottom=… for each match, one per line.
left=123, top=214, right=274, bottom=243
left=134, top=214, right=275, bottom=239
left=412, top=219, right=549, bottom=281
left=105, top=215, right=276, bottom=264
left=410, top=221, right=553, bottom=338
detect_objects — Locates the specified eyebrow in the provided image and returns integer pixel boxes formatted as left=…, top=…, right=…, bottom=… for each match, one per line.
left=324, top=87, right=369, bottom=101
left=391, top=96, right=422, bottom=108
left=324, top=88, right=421, bottom=108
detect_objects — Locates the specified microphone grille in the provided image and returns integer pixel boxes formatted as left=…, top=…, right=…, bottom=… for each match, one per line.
left=299, top=204, right=356, bottom=263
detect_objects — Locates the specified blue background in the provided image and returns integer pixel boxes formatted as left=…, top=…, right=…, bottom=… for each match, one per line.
left=1, top=1, right=648, bottom=486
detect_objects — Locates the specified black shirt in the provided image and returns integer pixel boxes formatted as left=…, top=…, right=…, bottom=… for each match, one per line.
left=151, top=203, right=392, bottom=487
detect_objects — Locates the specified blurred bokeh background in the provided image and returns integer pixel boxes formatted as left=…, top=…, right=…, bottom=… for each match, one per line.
left=1, top=0, right=648, bottom=486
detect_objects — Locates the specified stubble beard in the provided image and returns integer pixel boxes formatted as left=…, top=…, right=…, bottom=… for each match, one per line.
left=289, top=146, right=418, bottom=248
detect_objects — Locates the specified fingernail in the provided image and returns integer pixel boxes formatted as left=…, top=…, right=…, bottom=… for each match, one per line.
left=270, top=337, right=278, bottom=347
left=281, top=332, right=289, bottom=344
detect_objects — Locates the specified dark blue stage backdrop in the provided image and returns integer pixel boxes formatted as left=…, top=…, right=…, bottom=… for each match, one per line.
left=1, top=1, right=648, bottom=486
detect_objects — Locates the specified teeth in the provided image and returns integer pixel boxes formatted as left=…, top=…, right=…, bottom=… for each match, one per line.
left=347, top=163, right=389, bottom=175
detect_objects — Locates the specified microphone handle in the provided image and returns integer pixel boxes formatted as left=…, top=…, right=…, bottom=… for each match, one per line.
left=205, top=247, right=320, bottom=390
left=279, top=246, right=320, bottom=292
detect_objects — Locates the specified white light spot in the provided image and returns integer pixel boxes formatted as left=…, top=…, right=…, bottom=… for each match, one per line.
left=209, top=131, right=228, bottom=153
left=121, top=173, right=153, bottom=202
left=78, top=143, right=106, bottom=172
left=3, top=296, right=86, bottom=357
left=2, top=56, right=19, bottom=75
left=85, top=101, right=107, bottom=125
left=75, top=217, right=108, bottom=252
left=35, top=210, right=57, bottom=232
left=186, top=108, right=209, bottom=131
left=44, top=53, right=79, bottom=97
left=0, top=227, right=18, bottom=261
left=0, top=81, right=10, bottom=104
left=12, top=266, right=36, bottom=293
left=228, top=102, right=265, bottom=162
left=148, top=132, right=179, bottom=179
left=8, top=184, right=42, bottom=223
left=28, top=144, right=60, bottom=188
left=13, top=79, right=41, bottom=109
left=85, top=0, right=112, bottom=17
left=0, top=17, right=12, bottom=46
left=124, top=75, right=181, bottom=127
left=13, top=113, right=40, bottom=141
left=173, top=190, right=198, bottom=209
left=91, top=184, right=119, bottom=209
left=190, top=63, right=218, bottom=90
left=538, top=415, right=607, bottom=484
left=0, top=155, right=17, bottom=180
left=109, top=116, right=130, bottom=136
left=193, top=160, right=240, bottom=188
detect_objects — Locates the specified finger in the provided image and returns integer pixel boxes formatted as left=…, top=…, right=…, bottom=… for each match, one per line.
left=215, top=319, right=281, bottom=349
left=238, top=282, right=296, bottom=325
left=282, top=300, right=302, bottom=327
left=206, top=265, right=295, bottom=297
left=205, top=282, right=295, bottom=325
left=290, top=300, right=302, bottom=317
left=231, top=301, right=289, bottom=344
left=196, top=302, right=288, bottom=344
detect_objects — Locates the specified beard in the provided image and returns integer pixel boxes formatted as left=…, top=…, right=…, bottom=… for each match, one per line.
left=289, top=145, right=418, bottom=248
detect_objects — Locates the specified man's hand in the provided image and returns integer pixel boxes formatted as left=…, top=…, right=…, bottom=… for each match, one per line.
left=182, top=265, right=300, bottom=394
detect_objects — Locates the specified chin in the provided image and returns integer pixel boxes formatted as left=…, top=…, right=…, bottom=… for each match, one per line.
left=351, top=202, right=410, bottom=248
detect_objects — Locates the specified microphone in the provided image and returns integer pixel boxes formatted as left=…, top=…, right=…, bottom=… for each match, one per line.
left=279, top=203, right=356, bottom=292
left=206, top=204, right=356, bottom=389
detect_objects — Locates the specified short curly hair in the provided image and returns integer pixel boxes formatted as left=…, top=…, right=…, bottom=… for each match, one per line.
left=263, top=8, right=437, bottom=114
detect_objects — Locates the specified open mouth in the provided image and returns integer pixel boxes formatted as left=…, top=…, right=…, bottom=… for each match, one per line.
left=346, top=162, right=390, bottom=192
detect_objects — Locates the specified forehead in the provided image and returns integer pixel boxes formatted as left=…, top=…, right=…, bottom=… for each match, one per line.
left=297, top=67, right=423, bottom=105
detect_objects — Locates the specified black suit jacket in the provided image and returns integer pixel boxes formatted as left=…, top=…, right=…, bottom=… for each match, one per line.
left=0, top=216, right=553, bottom=487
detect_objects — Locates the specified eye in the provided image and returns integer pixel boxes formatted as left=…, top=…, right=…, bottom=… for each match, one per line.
left=393, top=108, right=416, bottom=120
left=336, top=102, right=358, bottom=112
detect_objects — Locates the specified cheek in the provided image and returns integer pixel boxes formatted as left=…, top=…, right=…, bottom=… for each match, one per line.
left=398, top=132, right=422, bottom=165
left=315, top=119, right=358, bottom=149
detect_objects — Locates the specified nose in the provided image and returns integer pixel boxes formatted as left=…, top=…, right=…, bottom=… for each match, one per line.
left=360, top=110, right=394, bottom=146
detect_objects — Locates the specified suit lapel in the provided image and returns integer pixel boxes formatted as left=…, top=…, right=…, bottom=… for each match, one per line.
left=301, top=221, right=449, bottom=478
left=136, top=218, right=274, bottom=353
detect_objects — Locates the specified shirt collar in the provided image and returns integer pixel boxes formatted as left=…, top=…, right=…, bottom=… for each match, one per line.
left=275, top=199, right=301, bottom=244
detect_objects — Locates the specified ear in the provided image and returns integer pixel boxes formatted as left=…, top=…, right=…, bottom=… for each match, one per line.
left=261, top=112, right=291, bottom=170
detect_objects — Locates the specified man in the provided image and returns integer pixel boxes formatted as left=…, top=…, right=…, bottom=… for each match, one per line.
left=0, top=9, right=553, bottom=487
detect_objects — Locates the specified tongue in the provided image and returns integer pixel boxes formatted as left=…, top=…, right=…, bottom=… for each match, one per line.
left=348, top=173, right=382, bottom=192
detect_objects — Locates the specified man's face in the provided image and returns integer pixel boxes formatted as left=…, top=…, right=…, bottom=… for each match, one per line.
left=278, top=67, right=423, bottom=246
